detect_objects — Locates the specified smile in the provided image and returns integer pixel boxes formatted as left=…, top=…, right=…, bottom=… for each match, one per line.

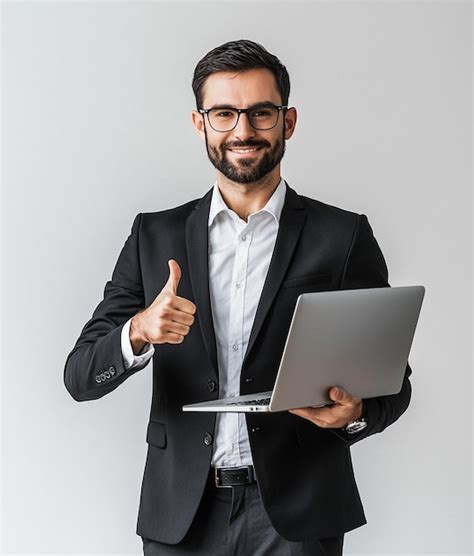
left=228, top=147, right=263, bottom=156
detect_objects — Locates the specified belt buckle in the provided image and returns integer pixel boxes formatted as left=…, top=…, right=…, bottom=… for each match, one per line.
left=214, top=466, right=232, bottom=489
left=214, top=465, right=254, bottom=488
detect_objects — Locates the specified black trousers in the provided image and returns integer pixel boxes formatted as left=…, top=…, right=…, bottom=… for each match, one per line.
left=142, top=469, right=344, bottom=555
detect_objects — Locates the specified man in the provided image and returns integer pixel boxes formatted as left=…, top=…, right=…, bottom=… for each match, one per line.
left=64, top=39, right=412, bottom=555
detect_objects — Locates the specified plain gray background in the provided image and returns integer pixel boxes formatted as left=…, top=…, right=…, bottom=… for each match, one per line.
left=1, top=1, right=472, bottom=554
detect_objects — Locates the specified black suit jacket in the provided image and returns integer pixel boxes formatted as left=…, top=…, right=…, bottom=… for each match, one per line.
left=64, top=181, right=412, bottom=543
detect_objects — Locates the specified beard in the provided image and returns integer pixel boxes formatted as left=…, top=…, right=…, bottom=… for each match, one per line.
left=204, top=125, right=286, bottom=185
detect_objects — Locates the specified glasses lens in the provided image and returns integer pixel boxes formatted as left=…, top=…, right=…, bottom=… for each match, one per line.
left=208, top=109, right=238, bottom=132
left=249, top=107, right=279, bottom=130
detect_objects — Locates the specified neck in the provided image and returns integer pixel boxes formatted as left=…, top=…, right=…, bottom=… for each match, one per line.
left=216, top=168, right=281, bottom=222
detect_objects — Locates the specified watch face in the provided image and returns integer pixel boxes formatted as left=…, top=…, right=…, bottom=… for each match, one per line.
left=346, top=420, right=368, bottom=434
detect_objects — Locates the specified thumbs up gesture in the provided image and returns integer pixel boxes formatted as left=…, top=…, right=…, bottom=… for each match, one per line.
left=129, top=259, right=197, bottom=353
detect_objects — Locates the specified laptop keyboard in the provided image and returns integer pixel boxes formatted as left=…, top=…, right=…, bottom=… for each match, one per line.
left=226, top=397, right=271, bottom=406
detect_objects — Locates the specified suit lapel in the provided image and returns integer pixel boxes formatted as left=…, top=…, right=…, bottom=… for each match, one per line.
left=242, top=183, right=306, bottom=368
left=185, top=181, right=306, bottom=377
left=185, top=186, right=219, bottom=377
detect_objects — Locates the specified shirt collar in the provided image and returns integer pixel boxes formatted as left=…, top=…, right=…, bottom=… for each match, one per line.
left=208, top=177, right=286, bottom=228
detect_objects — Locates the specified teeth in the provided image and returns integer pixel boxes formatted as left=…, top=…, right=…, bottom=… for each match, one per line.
left=231, top=148, right=259, bottom=153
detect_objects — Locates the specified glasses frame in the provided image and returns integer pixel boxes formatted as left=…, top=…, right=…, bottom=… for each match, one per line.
left=198, top=104, right=288, bottom=132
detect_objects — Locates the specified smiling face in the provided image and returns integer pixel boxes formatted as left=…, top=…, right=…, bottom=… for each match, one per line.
left=192, top=68, right=297, bottom=186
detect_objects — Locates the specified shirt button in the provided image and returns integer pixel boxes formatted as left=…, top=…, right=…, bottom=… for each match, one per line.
left=232, top=343, right=239, bottom=351
left=241, top=235, right=247, bottom=241
left=207, top=379, right=217, bottom=392
left=203, top=433, right=213, bottom=446
left=235, top=282, right=241, bottom=289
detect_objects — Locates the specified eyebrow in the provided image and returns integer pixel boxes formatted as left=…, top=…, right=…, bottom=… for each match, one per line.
left=208, top=101, right=278, bottom=110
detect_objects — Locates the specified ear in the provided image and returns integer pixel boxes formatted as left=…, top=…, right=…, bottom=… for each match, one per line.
left=283, top=107, right=297, bottom=140
left=191, top=110, right=206, bottom=140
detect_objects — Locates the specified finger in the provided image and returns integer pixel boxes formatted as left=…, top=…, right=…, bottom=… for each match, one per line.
left=160, top=319, right=190, bottom=337
left=163, top=259, right=182, bottom=295
left=162, top=331, right=184, bottom=344
left=157, top=306, right=195, bottom=326
left=172, top=295, right=197, bottom=316
left=328, top=386, right=360, bottom=406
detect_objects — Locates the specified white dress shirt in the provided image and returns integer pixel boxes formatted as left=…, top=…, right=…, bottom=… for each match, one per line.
left=121, top=177, right=286, bottom=467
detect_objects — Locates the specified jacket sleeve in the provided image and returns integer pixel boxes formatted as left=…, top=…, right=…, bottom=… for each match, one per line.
left=329, top=213, right=413, bottom=446
left=64, top=213, right=152, bottom=402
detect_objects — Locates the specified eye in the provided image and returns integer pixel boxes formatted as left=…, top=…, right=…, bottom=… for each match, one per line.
left=216, top=111, right=234, bottom=118
left=251, top=108, right=275, bottom=120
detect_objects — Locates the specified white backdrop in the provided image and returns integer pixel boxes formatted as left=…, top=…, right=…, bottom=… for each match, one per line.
left=1, top=1, right=472, bottom=554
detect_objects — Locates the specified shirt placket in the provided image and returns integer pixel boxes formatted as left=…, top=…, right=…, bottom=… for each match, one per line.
left=225, top=217, right=252, bottom=463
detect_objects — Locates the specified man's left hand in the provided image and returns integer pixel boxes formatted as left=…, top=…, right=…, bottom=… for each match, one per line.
left=288, top=387, right=363, bottom=429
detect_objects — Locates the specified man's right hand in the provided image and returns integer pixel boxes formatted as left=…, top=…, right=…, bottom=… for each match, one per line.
left=129, top=259, right=197, bottom=354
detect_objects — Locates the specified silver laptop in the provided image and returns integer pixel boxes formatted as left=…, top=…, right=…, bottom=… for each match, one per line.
left=182, top=285, right=425, bottom=413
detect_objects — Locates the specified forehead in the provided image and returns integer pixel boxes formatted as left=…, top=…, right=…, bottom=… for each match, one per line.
left=201, top=68, right=282, bottom=108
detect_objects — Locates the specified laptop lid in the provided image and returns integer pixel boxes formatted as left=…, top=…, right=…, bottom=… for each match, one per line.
left=268, top=285, right=425, bottom=412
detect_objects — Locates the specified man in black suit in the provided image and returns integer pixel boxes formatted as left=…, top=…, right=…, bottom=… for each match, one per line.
left=64, top=39, right=412, bottom=555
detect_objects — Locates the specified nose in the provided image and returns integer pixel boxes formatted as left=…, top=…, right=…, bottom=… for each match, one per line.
left=233, top=112, right=256, bottom=141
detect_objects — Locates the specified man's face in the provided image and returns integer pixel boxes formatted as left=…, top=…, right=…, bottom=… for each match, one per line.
left=192, top=68, right=296, bottom=185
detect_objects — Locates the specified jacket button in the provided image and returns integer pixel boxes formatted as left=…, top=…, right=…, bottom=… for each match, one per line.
left=108, top=365, right=116, bottom=376
left=203, top=433, right=213, bottom=446
left=104, top=370, right=111, bottom=379
left=207, top=380, right=217, bottom=392
left=245, top=377, right=253, bottom=383
left=100, top=372, right=107, bottom=381
left=95, top=375, right=102, bottom=383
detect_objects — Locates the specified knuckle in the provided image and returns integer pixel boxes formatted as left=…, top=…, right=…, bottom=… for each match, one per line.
left=156, top=318, right=165, bottom=329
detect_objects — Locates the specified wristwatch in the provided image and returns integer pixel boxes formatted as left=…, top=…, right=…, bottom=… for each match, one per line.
left=343, top=402, right=368, bottom=435
left=343, top=417, right=367, bottom=434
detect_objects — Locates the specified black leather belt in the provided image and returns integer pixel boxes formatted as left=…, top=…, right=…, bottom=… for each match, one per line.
left=211, top=465, right=256, bottom=488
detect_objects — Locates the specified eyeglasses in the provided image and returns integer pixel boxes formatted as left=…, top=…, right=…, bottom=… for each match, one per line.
left=198, top=104, right=288, bottom=132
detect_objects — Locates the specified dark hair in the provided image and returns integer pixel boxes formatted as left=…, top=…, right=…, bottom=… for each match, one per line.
left=192, top=39, right=290, bottom=110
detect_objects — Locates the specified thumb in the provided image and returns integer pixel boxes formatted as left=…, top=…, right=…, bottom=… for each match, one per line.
left=163, top=259, right=181, bottom=295
left=329, top=386, right=349, bottom=404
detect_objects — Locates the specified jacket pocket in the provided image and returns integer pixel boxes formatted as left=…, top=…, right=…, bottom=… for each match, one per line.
left=281, top=273, right=332, bottom=289
left=146, top=420, right=167, bottom=448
